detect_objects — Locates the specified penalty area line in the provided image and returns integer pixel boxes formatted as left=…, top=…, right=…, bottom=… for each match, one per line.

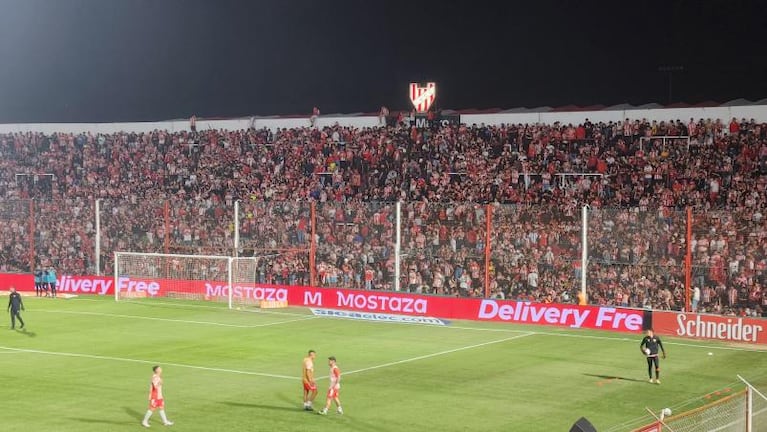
left=318, top=332, right=536, bottom=379
left=0, top=346, right=299, bottom=380
left=116, top=298, right=311, bottom=318
left=33, top=309, right=318, bottom=329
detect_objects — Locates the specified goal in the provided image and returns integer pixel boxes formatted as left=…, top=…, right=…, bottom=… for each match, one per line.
left=633, top=377, right=767, bottom=432
left=114, top=251, right=231, bottom=303
left=114, top=252, right=287, bottom=310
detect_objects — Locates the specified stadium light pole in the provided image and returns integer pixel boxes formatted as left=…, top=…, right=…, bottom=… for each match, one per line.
left=234, top=200, right=240, bottom=258
left=395, top=201, right=401, bottom=291
left=95, top=199, right=101, bottom=275
left=658, top=65, right=684, bottom=104
left=580, top=205, right=588, bottom=301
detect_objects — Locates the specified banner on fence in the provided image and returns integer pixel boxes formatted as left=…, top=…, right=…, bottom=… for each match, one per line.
left=2, top=272, right=644, bottom=333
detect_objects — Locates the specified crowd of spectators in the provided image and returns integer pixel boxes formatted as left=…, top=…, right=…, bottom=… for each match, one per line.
left=1, top=115, right=766, bottom=316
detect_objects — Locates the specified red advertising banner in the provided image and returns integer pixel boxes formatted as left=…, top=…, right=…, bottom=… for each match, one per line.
left=3, top=274, right=113, bottom=295
left=291, top=288, right=645, bottom=332
left=653, top=310, right=767, bottom=345
left=10, top=271, right=767, bottom=342
left=632, top=422, right=661, bottom=432
left=0, top=272, right=645, bottom=333
left=0, top=273, right=32, bottom=291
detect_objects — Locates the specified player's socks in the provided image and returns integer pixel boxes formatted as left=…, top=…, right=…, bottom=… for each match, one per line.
left=159, top=410, right=172, bottom=425
left=143, top=410, right=153, bottom=425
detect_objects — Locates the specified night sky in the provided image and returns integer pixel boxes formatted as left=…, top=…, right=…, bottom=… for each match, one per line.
left=0, top=0, right=765, bottom=123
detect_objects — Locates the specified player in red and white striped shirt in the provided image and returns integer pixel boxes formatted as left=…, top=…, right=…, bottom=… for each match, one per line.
left=142, top=366, right=174, bottom=427
left=318, top=356, right=343, bottom=415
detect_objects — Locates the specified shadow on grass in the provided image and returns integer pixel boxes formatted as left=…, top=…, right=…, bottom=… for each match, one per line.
left=123, top=407, right=144, bottom=421
left=583, top=373, right=645, bottom=383
left=220, top=401, right=303, bottom=413
left=343, top=417, right=392, bottom=432
left=14, top=328, right=36, bottom=337
left=68, top=417, right=134, bottom=426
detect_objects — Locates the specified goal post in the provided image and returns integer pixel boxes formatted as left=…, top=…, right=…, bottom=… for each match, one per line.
left=739, top=375, right=767, bottom=432
left=114, top=251, right=232, bottom=305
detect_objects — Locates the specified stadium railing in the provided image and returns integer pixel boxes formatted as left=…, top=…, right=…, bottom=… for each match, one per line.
left=2, top=199, right=765, bottom=313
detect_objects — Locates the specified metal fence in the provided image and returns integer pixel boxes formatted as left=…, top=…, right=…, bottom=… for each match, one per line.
left=1, top=199, right=764, bottom=313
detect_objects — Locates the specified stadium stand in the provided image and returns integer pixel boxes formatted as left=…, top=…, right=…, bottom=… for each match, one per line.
left=0, top=116, right=766, bottom=316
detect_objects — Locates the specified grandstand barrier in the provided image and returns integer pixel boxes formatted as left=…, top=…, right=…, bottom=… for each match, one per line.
left=2, top=271, right=641, bottom=331
left=1, top=105, right=766, bottom=134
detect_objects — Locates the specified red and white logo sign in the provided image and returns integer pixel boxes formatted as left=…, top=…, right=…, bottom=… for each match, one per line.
left=409, top=82, right=436, bottom=113
left=653, top=311, right=766, bottom=344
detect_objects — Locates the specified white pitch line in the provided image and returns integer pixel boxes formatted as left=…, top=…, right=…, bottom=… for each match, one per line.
left=529, top=329, right=767, bottom=353
left=69, top=297, right=311, bottom=318
left=0, top=346, right=299, bottom=380
left=120, top=298, right=310, bottom=317
left=318, top=332, right=535, bottom=379
left=33, top=309, right=318, bottom=329
left=426, top=325, right=767, bottom=353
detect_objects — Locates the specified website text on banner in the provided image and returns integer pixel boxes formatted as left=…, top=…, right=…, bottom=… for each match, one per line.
left=653, top=310, right=767, bottom=344
left=2, top=273, right=643, bottom=333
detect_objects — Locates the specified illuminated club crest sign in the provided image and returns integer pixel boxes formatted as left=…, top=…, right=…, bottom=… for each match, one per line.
left=409, top=82, right=436, bottom=113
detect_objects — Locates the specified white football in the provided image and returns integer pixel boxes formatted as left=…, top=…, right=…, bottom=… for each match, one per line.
left=644, top=348, right=651, bottom=355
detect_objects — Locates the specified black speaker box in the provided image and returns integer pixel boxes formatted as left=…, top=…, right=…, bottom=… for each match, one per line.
left=569, top=417, right=597, bottom=432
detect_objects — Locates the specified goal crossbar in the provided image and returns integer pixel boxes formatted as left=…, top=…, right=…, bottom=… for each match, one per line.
left=115, top=251, right=230, bottom=260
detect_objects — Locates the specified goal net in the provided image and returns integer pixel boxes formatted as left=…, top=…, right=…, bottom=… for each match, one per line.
left=114, top=252, right=230, bottom=304
left=631, top=379, right=767, bottom=432
left=661, top=390, right=748, bottom=432
left=114, top=252, right=290, bottom=309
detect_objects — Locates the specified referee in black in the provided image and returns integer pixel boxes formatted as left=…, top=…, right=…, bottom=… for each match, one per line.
left=7, top=286, right=25, bottom=330
left=640, top=329, right=666, bottom=384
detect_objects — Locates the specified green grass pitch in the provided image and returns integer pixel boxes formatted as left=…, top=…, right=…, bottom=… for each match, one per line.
left=1, top=296, right=765, bottom=431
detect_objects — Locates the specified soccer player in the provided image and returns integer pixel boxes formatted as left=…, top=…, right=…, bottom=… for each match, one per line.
left=142, top=366, right=174, bottom=428
left=7, top=287, right=25, bottom=330
left=41, top=269, right=50, bottom=297
left=318, top=356, right=343, bottom=415
left=640, top=329, right=667, bottom=384
left=302, top=350, right=318, bottom=411
left=34, top=269, right=43, bottom=297
left=47, top=267, right=58, bottom=298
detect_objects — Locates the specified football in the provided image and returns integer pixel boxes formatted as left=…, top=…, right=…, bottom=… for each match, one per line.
left=644, top=348, right=651, bottom=355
